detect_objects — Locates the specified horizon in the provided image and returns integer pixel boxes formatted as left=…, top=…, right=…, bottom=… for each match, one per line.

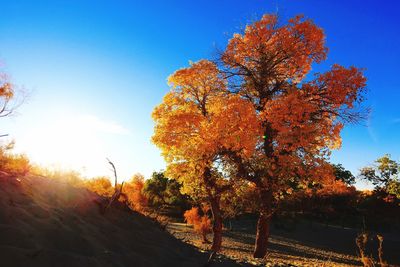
left=1, top=0, right=399, bottom=189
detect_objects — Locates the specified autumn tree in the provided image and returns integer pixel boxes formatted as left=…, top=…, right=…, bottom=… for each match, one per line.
left=218, top=14, right=367, bottom=258
left=0, top=69, right=25, bottom=126
left=1, top=66, right=26, bottom=170
left=1, top=68, right=25, bottom=142
left=152, top=60, right=260, bottom=252
left=0, top=73, right=15, bottom=119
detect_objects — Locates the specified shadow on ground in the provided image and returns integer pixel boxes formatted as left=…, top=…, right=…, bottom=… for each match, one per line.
left=168, top=218, right=400, bottom=266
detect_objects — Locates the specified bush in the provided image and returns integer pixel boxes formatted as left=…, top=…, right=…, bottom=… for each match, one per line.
left=0, top=141, right=30, bottom=176
left=184, top=206, right=211, bottom=243
left=123, top=173, right=148, bottom=212
left=84, top=176, right=114, bottom=197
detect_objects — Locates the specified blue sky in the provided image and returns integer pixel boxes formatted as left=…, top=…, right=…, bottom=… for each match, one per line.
left=0, top=0, right=399, bottom=188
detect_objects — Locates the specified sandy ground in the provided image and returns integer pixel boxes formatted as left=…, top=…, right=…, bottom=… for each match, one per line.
left=167, top=218, right=400, bottom=267
left=0, top=174, right=249, bottom=267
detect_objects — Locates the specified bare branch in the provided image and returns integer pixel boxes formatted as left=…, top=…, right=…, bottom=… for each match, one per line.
left=100, top=158, right=125, bottom=215
left=106, top=158, right=118, bottom=188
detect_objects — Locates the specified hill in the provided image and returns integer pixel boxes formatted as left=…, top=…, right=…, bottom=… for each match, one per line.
left=0, top=174, right=247, bottom=267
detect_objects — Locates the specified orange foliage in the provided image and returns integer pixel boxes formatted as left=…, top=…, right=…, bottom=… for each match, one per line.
left=222, top=14, right=327, bottom=86
left=0, top=78, right=13, bottom=99
left=154, top=15, right=366, bottom=200
left=0, top=72, right=15, bottom=117
left=123, top=174, right=148, bottom=211
left=184, top=206, right=212, bottom=243
left=84, top=177, right=114, bottom=197
left=0, top=142, right=30, bottom=177
left=153, top=13, right=367, bottom=257
left=0, top=154, right=30, bottom=177
left=153, top=60, right=261, bottom=163
left=315, top=180, right=356, bottom=197
left=152, top=59, right=261, bottom=196
left=219, top=13, right=366, bottom=195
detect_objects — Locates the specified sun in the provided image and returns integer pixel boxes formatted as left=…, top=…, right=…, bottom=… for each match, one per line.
left=17, top=114, right=115, bottom=177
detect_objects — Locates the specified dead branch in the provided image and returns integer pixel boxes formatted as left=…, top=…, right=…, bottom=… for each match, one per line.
left=107, top=157, right=118, bottom=188
left=100, top=158, right=124, bottom=215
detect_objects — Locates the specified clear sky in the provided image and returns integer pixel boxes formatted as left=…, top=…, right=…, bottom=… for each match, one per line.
left=0, top=0, right=399, bottom=188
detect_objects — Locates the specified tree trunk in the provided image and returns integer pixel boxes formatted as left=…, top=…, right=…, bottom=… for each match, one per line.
left=203, top=166, right=223, bottom=253
left=253, top=188, right=273, bottom=258
left=253, top=212, right=271, bottom=258
left=209, top=196, right=223, bottom=252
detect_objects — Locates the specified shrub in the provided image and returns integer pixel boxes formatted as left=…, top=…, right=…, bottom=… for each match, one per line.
left=123, top=173, right=148, bottom=212
left=184, top=206, right=212, bottom=243
left=0, top=142, right=30, bottom=176
left=84, top=176, right=114, bottom=197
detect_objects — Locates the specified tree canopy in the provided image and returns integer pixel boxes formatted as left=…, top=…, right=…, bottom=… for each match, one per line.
left=152, top=13, right=367, bottom=259
left=333, top=164, right=356, bottom=185
left=360, top=155, right=399, bottom=190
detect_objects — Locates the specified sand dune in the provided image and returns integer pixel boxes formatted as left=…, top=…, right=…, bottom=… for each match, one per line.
left=0, top=174, right=247, bottom=267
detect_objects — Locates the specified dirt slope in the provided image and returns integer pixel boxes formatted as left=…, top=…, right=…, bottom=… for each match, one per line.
left=0, top=174, right=246, bottom=267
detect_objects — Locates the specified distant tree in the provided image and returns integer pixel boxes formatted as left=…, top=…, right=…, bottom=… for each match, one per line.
left=332, top=164, right=356, bottom=185
left=1, top=68, right=26, bottom=140
left=1, top=64, right=28, bottom=175
left=0, top=67, right=29, bottom=175
left=144, top=171, right=169, bottom=207
left=0, top=73, right=15, bottom=118
left=0, top=69, right=25, bottom=121
left=387, top=180, right=400, bottom=199
left=164, top=175, right=191, bottom=209
left=144, top=171, right=191, bottom=212
left=359, top=154, right=399, bottom=191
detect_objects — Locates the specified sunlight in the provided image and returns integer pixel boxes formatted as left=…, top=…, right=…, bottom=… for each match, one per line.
left=18, top=114, right=128, bottom=178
